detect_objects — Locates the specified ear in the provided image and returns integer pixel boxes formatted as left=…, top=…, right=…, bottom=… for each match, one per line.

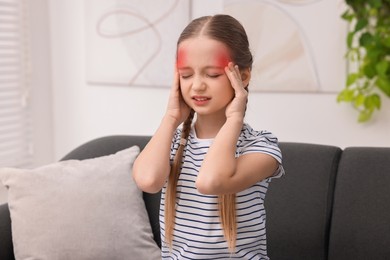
left=240, top=68, right=251, bottom=88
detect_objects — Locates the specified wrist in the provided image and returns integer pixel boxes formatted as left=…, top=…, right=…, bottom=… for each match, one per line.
left=225, top=116, right=244, bottom=126
left=162, top=114, right=182, bottom=130
left=222, top=117, right=244, bottom=137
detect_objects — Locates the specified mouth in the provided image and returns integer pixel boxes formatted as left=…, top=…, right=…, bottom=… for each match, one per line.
left=192, top=96, right=211, bottom=106
left=192, top=96, right=210, bottom=101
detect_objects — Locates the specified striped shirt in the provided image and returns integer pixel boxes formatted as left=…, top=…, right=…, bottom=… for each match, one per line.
left=160, top=123, right=284, bottom=259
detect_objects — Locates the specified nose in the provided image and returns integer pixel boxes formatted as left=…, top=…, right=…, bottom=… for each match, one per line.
left=192, top=75, right=206, bottom=92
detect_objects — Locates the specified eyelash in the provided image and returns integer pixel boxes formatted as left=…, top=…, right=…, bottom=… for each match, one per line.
left=207, top=74, right=221, bottom=78
left=180, top=74, right=221, bottom=79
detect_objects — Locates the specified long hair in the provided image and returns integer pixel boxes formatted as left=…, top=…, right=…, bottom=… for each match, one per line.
left=165, top=14, right=253, bottom=252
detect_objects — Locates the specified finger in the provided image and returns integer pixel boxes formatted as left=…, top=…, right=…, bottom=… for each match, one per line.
left=226, top=62, right=243, bottom=86
left=225, top=63, right=246, bottom=95
left=171, top=69, right=181, bottom=95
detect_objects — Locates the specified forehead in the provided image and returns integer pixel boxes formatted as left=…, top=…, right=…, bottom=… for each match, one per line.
left=177, top=36, right=230, bottom=66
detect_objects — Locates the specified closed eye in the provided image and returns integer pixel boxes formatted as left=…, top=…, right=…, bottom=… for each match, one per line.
left=180, top=74, right=192, bottom=79
left=207, top=74, right=222, bottom=78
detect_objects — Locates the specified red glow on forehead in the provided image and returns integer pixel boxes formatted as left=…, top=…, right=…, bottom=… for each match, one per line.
left=216, top=52, right=231, bottom=68
left=176, top=46, right=231, bottom=69
left=176, top=49, right=186, bottom=68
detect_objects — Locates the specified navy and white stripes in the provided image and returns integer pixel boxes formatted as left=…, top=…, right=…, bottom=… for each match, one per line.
left=160, top=123, right=284, bottom=259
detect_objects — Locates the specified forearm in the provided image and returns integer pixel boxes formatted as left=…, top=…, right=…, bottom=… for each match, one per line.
left=133, top=116, right=178, bottom=193
left=196, top=117, right=243, bottom=194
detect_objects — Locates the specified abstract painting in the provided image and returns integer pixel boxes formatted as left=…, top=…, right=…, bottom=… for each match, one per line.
left=224, top=0, right=347, bottom=93
left=85, top=0, right=191, bottom=87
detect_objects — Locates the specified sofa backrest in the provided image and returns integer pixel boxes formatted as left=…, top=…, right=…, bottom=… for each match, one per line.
left=0, top=203, right=13, bottom=260
left=2, top=135, right=389, bottom=260
left=63, top=136, right=345, bottom=259
left=328, top=147, right=390, bottom=259
left=60, top=135, right=390, bottom=260
left=265, top=142, right=342, bottom=260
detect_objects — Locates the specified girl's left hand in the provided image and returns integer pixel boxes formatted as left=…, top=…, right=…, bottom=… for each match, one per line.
left=224, top=62, right=248, bottom=120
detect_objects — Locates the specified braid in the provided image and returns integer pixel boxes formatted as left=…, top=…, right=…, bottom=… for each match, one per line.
left=217, top=87, right=247, bottom=252
left=165, top=110, right=195, bottom=248
left=218, top=194, right=237, bottom=252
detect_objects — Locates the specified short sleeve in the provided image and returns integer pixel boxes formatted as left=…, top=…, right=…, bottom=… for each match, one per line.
left=237, top=125, right=285, bottom=179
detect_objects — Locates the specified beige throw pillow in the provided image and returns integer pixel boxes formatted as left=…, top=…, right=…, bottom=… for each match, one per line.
left=0, top=146, right=160, bottom=260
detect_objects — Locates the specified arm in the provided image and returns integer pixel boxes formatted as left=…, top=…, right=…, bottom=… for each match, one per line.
left=196, top=126, right=278, bottom=195
left=196, top=63, right=279, bottom=195
left=132, top=117, right=177, bottom=193
left=132, top=70, right=191, bottom=193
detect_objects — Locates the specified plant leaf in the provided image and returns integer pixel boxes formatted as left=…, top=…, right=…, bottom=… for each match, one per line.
left=341, top=9, right=355, bottom=22
left=376, top=77, right=390, bottom=97
left=383, top=36, right=390, bottom=48
left=354, top=93, right=366, bottom=107
left=368, top=0, right=382, bottom=8
left=341, top=0, right=389, bottom=123
left=358, top=109, right=373, bottom=123
left=346, top=73, right=359, bottom=86
left=337, top=88, right=355, bottom=102
left=359, top=32, right=373, bottom=46
left=354, top=18, right=368, bottom=32
left=376, top=60, right=389, bottom=77
left=363, top=63, right=377, bottom=78
left=370, top=93, right=381, bottom=109
left=365, top=94, right=381, bottom=109
left=347, top=31, right=355, bottom=48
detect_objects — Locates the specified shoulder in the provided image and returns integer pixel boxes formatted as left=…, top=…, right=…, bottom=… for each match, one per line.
left=237, top=123, right=282, bottom=163
left=238, top=124, right=285, bottom=179
left=238, top=123, right=279, bottom=146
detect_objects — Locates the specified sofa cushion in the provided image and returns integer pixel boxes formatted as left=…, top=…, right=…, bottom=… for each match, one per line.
left=0, top=146, right=160, bottom=260
left=60, top=135, right=162, bottom=247
left=328, top=147, right=390, bottom=259
left=265, top=142, right=342, bottom=260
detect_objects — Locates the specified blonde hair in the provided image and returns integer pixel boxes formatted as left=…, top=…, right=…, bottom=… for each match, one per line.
left=164, top=110, right=194, bottom=247
left=165, top=14, right=253, bottom=252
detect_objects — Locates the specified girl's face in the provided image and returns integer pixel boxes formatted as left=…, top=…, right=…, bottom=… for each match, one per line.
left=177, top=36, right=234, bottom=117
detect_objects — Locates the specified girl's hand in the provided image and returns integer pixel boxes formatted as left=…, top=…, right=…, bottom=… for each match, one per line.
left=224, top=62, right=248, bottom=120
left=165, top=68, right=191, bottom=127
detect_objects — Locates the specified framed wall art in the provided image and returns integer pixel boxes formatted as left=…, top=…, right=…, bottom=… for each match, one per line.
left=224, top=0, right=347, bottom=93
left=85, top=0, right=191, bottom=87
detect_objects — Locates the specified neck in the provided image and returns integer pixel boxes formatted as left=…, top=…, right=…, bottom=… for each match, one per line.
left=194, top=114, right=227, bottom=139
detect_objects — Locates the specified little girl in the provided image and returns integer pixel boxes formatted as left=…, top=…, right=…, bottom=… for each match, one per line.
left=133, top=14, right=284, bottom=259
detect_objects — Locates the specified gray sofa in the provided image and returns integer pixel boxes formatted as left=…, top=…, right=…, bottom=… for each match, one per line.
left=1, top=135, right=390, bottom=260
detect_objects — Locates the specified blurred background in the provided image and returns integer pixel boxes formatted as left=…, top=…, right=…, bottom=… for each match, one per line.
left=1, top=0, right=389, bottom=176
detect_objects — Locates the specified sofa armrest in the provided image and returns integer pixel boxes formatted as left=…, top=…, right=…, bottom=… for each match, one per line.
left=0, top=203, right=15, bottom=260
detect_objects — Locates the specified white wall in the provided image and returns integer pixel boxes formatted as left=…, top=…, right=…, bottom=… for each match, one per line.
left=48, top=0, right=390, bottom=162
left=30, top=0, right=54, bottom=166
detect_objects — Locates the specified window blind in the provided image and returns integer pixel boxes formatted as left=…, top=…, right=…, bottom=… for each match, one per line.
left=0, top=0, right=33, bottom=168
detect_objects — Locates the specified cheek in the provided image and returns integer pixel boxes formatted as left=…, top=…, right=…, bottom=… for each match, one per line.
left=179, top=79, right=190, bottom=96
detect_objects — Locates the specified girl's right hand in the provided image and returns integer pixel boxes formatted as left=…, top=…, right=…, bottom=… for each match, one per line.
left=165, top=69, right=191, bottom=127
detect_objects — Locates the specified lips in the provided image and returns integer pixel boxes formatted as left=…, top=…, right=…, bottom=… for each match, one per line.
left=192, top=96, right=211, bottom=106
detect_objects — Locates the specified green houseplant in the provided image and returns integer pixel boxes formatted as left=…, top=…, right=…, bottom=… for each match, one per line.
left=338, top=0, right=390, bottom=122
